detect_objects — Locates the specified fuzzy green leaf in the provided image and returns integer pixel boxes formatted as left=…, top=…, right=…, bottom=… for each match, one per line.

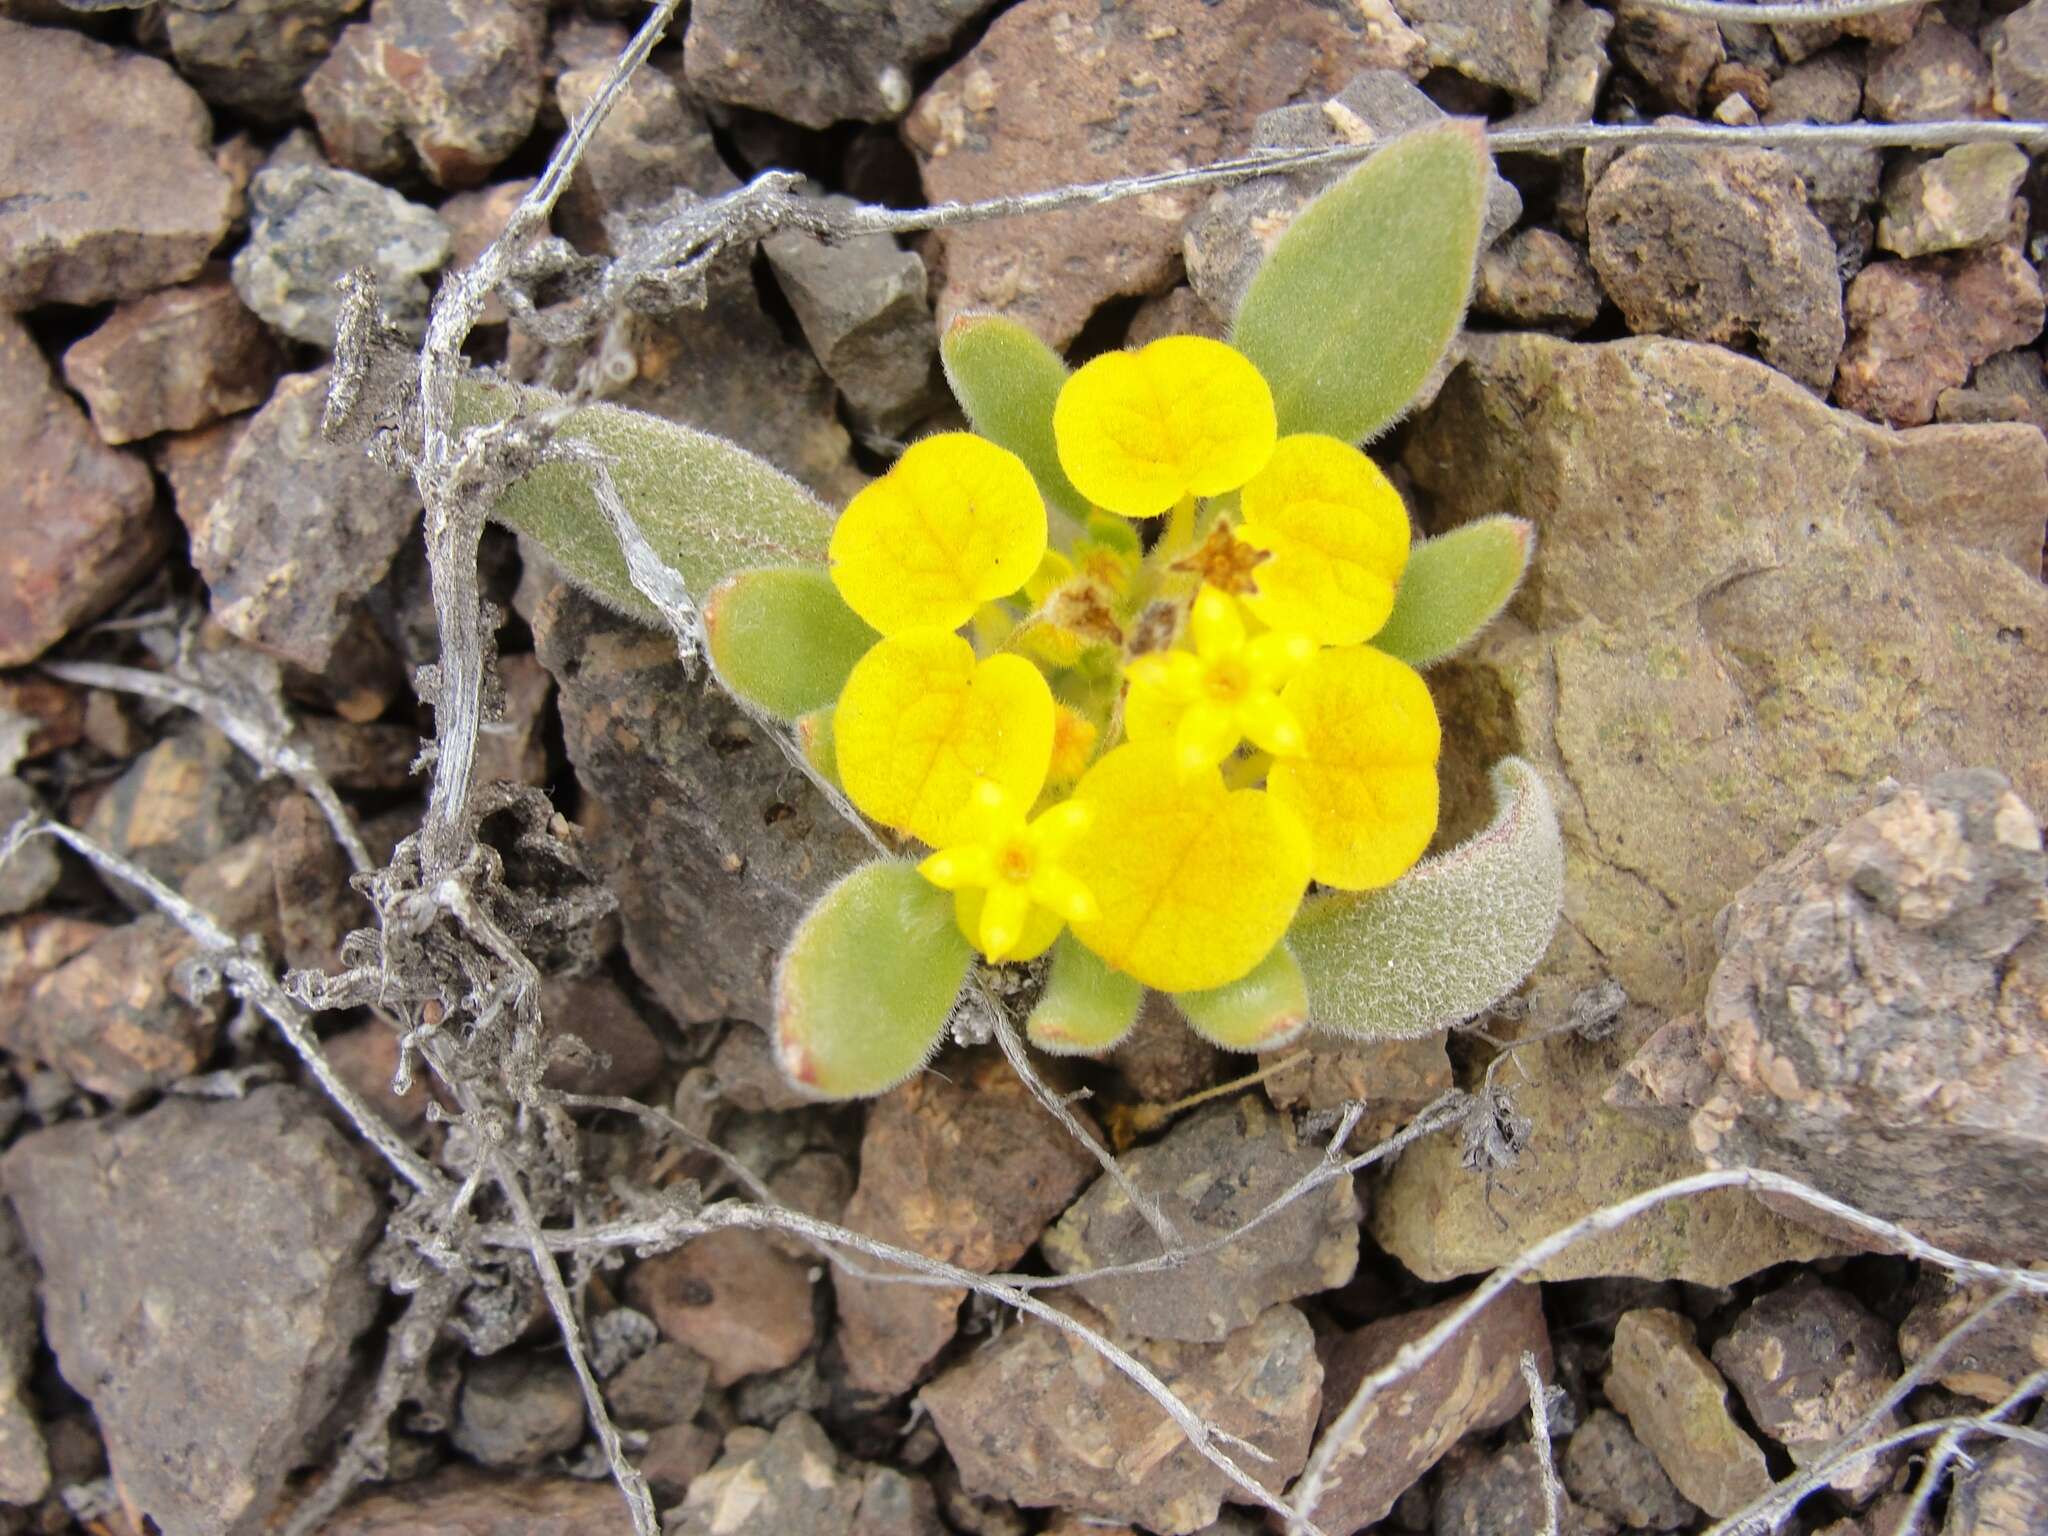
left=940, top=313, right=1089, bottom=522
left=1174, top=942, right=1310, bottom=1052
left=460, top=379, right=834, bottom=625
left=1027, top=933, right=1143, bottom=1055
left=1288, top=758, right=1564, bottom=1040
left=1232, top=122, right=1488, bottom=444
left=795, top=705, right=841, bottom=790
left=774, top=860, right=973, bottom=1100
left=1375, top=516, right=1534, bottom=668
left=706, top=567, right=878, bottom=722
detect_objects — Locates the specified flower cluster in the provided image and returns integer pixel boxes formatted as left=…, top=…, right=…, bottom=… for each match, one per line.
left=825, top=335, right=1441, bottom=997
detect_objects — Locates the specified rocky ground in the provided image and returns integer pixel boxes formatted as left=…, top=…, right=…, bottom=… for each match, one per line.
left=2, top=0, right=2047, bottom=1534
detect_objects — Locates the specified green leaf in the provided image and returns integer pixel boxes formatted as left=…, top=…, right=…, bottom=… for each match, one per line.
left=459, top=378, right=834, bottom=625
left=1027, top=933, right=1143, bottom=1055
left=795, top=705, right=841, bottom=790
left=1173, top=942, right=1311, bottom=1052
left=1288, top=758, right=1564, bottom=1040
left=774, top=860, right=973, bottom=1099
left=940, top=313, right=1089, bottom=522
left=1375, top=516, right=1534, bottom=668
left=705, top=566, right=878, bottom=722
left=1232, top=122, right=1488, bottom=445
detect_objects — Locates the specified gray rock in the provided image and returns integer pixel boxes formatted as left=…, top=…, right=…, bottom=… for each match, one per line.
left=165, top=0, right=361, bottom=122
left=1938, top=346, right=2048, bottom=433
left=0, top=1205, right=47, bottom=1506
left=765, top=195, right=939, bottom=435
left=1501, top=0, right=1614, bottom=129
left=1612, top=0, right=1723, bottom=112
left=1668, top=772, right=2048, bottom=1265
left=556, top=49, right=732, bottom=243
left=1588, top=143, right=1844, bottom=391
left=1712, top=1277, right=1903, bottom=1504
left=921, top=1298, right=1319, bottom=1535
left=0, top=20, right=234, bottom=309
left=305, top=0, right=548, bottom=188
left=1, top=1087, right=382, bottom=1536
left=1766, top=53, right=1866, bottom=125
left=1606, top=1309, right=1772, bottom=1519
left=531, top=582, right=870, bottom=1026
left=1434, top=1441, right=1609, bottom=1536
left=318, top=1465, right=630, bottom=1535
left=683, top=0, right=997, bottom=129
left=603, top=1340, right=709, bottom=1430
left=0, top=315, right=163, bottom=669
left=1878, top=143, right=2029, bottom=258
left=0, top=777, right=56, bottom=918
left=1864, top=21, right=1994, bottom=123
left=1042, top=1095, right=1358, bottom=1344
left=186, top=371, right=425, bottom=673
left=231, top=167, right=453, bottom=346
left=1185, top=70, right=1521, bottom=324
left=1392, top=0, right=1552, bottom=101
left=1942, top=1407, right=2048, bottom=1535
left=60, top=273, right=282, bottom=446
left=1989, top=0, right=2048, bottom=120
left=670, top=1414, right=944, bottom=1536
left=1899, top=1276, right=2048, bottom=1405
left=452, top=1353, right=586, bottom=1469
left=1563, top=1408, right=1696, bottom=1531
left=1774, top=142, right=1883, bottom=275
left=1475, top=227, right=1604, bottom=332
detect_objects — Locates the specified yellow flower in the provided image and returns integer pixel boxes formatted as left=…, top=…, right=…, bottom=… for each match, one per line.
left=1124, top=585, right=1318, bottom=775
left=1052, top=337, right=1277, bottom=518
left=1238, top=433, right=1411, bottom=646
left=920, top=785, right=1098, bottom=963
left=829, top=432, right=1046, bottom=635
left=835, top=627, right=1054, bottom=846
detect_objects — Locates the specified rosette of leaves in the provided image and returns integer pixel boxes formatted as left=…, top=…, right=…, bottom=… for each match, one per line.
left=481, top=122, right=1564, bottom=1098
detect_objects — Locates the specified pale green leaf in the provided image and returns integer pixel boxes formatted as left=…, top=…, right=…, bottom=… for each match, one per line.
left=1027, top=932, right=1143, bottom=1055
left=1374, top=515, right=1534, bottom=668
left=706, top=566, right=878, bottom=722
left=795, top=705, right=841, bottom=790
left=460, top=378, right=834, bottom=625
left=1173, top=942, right=1310, bottom=1052
left=1232, top=122, right=1488, bottom=444
left=1288, top=758, right=1563, bottom=1039
left=940, top=313, right=1089, bottom=523
left=774, top=860, right=973, bottom=1099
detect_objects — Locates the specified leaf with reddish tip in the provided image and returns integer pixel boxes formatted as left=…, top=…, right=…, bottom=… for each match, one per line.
left=705, top=566, right=878, bottom=722
left=1174, top=942, right=1311, bottom=1052
left=1287, top=758, right=1564, bottom=1040
left=774, top=860, right=973, bottom=1100
left=795, top=705, right=840, bottom=789
left=1027, top=933, right=1143, bottom=1055
left=1373, top=516, right=1534, bottom=668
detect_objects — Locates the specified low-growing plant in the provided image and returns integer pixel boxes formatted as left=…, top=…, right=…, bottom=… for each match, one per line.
left=485, top=120, right=1564, bottom=1098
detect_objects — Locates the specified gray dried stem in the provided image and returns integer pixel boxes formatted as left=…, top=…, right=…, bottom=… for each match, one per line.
left=1521, top=1350, right=1563, bottom=1536
left=1886, top=1367, right=2048, bottom=1536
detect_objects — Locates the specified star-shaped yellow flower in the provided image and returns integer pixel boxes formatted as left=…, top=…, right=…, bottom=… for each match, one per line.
left=919, top=784, right=1098, bottom=963
left=1124, top=585, right=1318, bottom=776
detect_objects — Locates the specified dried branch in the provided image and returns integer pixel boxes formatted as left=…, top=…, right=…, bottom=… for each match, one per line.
left=1625, top=0, right=1920, bottom=19
left=1522, top=1350, right=1563, bottom=1536
left=1887, top=1367, right=2048, bottom=1536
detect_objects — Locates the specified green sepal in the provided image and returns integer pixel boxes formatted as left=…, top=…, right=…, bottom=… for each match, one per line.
left=774, top=860, right=973, bottom=1100
left=1287, top=758, right=1563, bottom=1040
left=459, top=379, right=832, bottom=625
left=794, top=706, right=840, bottom=791
left=1232, top=121, right=1488, bottom=445
left=1375, top=516, right=1534, bottom=669
left=1083, top=511, right=1141, bottom=558
left=1173, top=942, right=1311, bottom=1052
left=940, top=313, right=1089, bottom=523
left=705, top=566, right=878, bottom=722
left=1026, top=933, right=1143, bottom=1055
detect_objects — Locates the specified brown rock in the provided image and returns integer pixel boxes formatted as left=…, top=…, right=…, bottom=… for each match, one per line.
left=306, top=0, right=548, bottom=188
left=1434, top=1440, right=1611, bottom=1536
left=320, top=1465, right=632, bottom=1535
left=61, top=273, right=281, bottom=446
left=0, top=316, right=164, bottom=668
left=82, top=725, right=271, bottom=905
left=1605, top=1308, right=1772, bottom=1519
left=1588, top=143, right=1844, bottom=391
left=836, top=1051, right=1097, bottom=1395
left=1677, top=773, right=2048, bottom=1265
left=1258, top=1031, right=1453, bottom=1145
left=1475, top=227, right=1605, bottom=332
left=1392, top=0, right=1552, bottom=100
left=0, top=20, right=234, bottom=309
left=438, top=178, right=532, bottom=327
left=640, top=1422, right=720, bottom=1505
left=1864, top=22, right=1994, bottom=123
left=0, top=1203, right=46, bottom=1505
left=537, top=972, right=663, bottom=1100
left=451, top=1353, right=585, bottom=1469
left=1837, top=247, right=2046, bottom=427
left=155, top=418, right=252, bottom=538
left=1766, top=52, right=1865, bottom=125
left=624, top=1228, right=816, bottom=1387
left=1108, top=988, right=1223, bottom=1106
left=906, top=0, right=1428, bottom=346
left=671, top=1414, right=945, bottom=1536
left=706, top=1025, right=816, bottom=1113
left=320, top=1021, right=435, bottom=1137
left=555, top=47, right=732, bottom=244
left=921, top=1297, right=1320, bottom=1534
left=0, top=676, right=83, bottom=761
left=1379, top=334, right=2048, bottom=1282
left=1502, top=0, right=1614, bottom=129
left=1990, top=0, right=2048, bottom=120
left=1124, top=287, right=1228, bottom=352
left=188, top=371, right=425, bottom=673
left=0, top=915, right=104, bottom=1053
left=1712, top=1277, right=1903, bottom=1502
left=1942, top=1407, right=2048, bottom=1536
left=1313, top=1283, right=1551, bottom=1533
left=1612, top=0, right=1723, bottom=113
left=1937, top=347, right=2048, bottom=435
left=1043, top=1095, right=1359, bottom=1344
left=1877, top=143, right=2028, bottom=259
left=272, top=793, right=371, bottom=974
left=1705, top=61, right=1772, bottom=118
left=0, top=776, right=55, bottom=916
left=471, top=651, right=553, bottom=788
left=603, top=1340, right=708, bottom=1430
left=1563, top=1407, right=1697, bottom=1531
left=1899, top=1278, right=2048, bottom=1405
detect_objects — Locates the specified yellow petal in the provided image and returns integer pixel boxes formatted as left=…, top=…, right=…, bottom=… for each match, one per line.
left=1064, top=743, right=1311, bottom=992
left=1174, top=701, right=1240, bottom=776
left=1052, top=337, right=1277, bottom=518
left=1189, top=584, right=1245, bottom=658
left=1239, top=434, right=1411, bottom=646
left=1123, top=651, right=1200, bottom=749
left=829, top=433, right=1047, bottom=635
left=919, top=845, right=994, bottom=890
left=1238, top=692, right=1305, bottom=758
left=836, top=629, right=1054, bottom=845
left=955, top=886, right=1064, bottom=963
left=1047, top=704, right=1100, bottom=785
left=1267, top=645, right=1440, bottom=889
